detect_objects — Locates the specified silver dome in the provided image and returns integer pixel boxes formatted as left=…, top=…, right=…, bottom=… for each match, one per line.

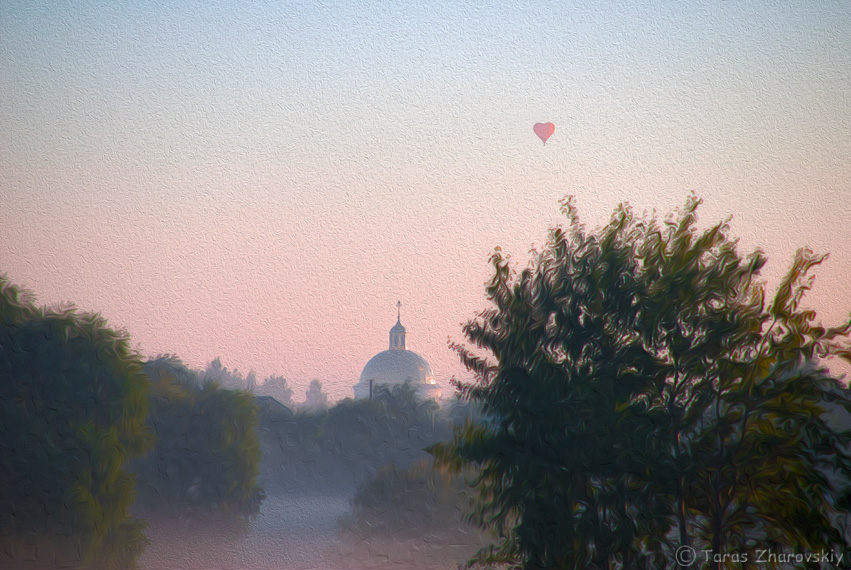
left=359, top=349, right=436, bottom=387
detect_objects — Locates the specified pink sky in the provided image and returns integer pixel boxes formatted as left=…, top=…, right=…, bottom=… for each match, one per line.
left=3, top=2, right=850, bottom=400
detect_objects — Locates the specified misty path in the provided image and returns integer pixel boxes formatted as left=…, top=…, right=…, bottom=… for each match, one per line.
left=138, top=491, right=459, bottom=570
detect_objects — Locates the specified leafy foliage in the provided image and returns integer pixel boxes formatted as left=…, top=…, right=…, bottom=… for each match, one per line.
left=257, top=373, right=295, bottom=408
left=0, top=276, right=152, bottom=569
left=431, top=196, right=851, bottom=570
left=318, top=382, right=447, bottom=481
left=132, top=355, right=265, bottom=520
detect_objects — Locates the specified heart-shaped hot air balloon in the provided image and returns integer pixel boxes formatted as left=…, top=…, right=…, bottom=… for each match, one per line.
left=534, top=122, right=555, bottom=145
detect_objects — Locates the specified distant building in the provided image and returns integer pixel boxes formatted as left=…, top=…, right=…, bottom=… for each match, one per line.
left=353, top=302, right=443, bottom=401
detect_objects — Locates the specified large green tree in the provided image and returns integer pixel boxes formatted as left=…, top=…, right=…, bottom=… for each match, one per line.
left=0, top=277, right=152, bottom=569
left=431, top=196, right=851, bottom=570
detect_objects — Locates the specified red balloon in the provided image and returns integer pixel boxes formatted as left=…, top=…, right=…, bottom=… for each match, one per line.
left=533, top=122, right=555, bottom=144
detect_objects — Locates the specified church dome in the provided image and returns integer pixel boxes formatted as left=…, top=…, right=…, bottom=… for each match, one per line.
left=359, top=349, right=436, bottom=388
left=353, top=302, right=442, bottom=401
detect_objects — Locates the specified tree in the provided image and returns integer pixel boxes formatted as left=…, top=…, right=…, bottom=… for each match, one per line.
left=133, top=356, right=265, bottom=520
left=201, top=357, right=249, bottom=391
left=246, top=369, right=258, bottom=392
left=431, top=196, right=851, bottom=570
left=143, top=353, right=199, bottom=388
left=304, top=379, right=329, bottom=411
left=0, top=276, right=152, bottom=569
left=680, top=250, right=851, bottom=568
left=258, top=373, right=295, bottom=408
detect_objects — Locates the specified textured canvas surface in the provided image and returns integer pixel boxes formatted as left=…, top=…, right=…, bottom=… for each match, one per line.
left=3, top=2, right=851, bottom=569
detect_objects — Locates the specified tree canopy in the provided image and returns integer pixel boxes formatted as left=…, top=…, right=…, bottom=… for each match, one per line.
left=0, top=277, right=152, bottom=569
left=132, top=355, right=265, bottom=520
left=431, top=196, right=851, bottom=570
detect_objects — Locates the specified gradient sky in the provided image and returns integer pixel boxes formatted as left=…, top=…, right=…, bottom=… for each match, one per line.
left=2, top=1, right=850, bottom=401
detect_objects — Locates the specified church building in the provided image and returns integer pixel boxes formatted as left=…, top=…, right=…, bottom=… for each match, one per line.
left=353, top=302, right=443, bottom=401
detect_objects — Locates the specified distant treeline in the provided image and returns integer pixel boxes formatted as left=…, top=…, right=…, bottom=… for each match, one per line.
left=253, top=380, right=491, bottom=559
left=255, top=380, right=485, bottom=496
left=0, top=279, right=265, bottom=569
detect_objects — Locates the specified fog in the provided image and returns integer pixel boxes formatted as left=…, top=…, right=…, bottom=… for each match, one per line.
left=138, top=490, right=478, bottom=570
left=129, top=374, right=487, bottom=570
left=139, top=492, right=348, bottom=570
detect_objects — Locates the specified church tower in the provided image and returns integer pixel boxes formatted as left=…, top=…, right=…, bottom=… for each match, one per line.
left=389, top=300, right=407, bottom=350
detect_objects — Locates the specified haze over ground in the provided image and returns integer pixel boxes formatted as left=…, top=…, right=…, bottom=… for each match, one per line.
left=3, top=1, right=850, bottom=400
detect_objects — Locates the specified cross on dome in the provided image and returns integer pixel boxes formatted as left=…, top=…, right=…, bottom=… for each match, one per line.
left=389, top=301, right=407, bottom=350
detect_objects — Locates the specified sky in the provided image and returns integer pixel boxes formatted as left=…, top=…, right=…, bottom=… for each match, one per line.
left=2, top=1, right=851, bottom=401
